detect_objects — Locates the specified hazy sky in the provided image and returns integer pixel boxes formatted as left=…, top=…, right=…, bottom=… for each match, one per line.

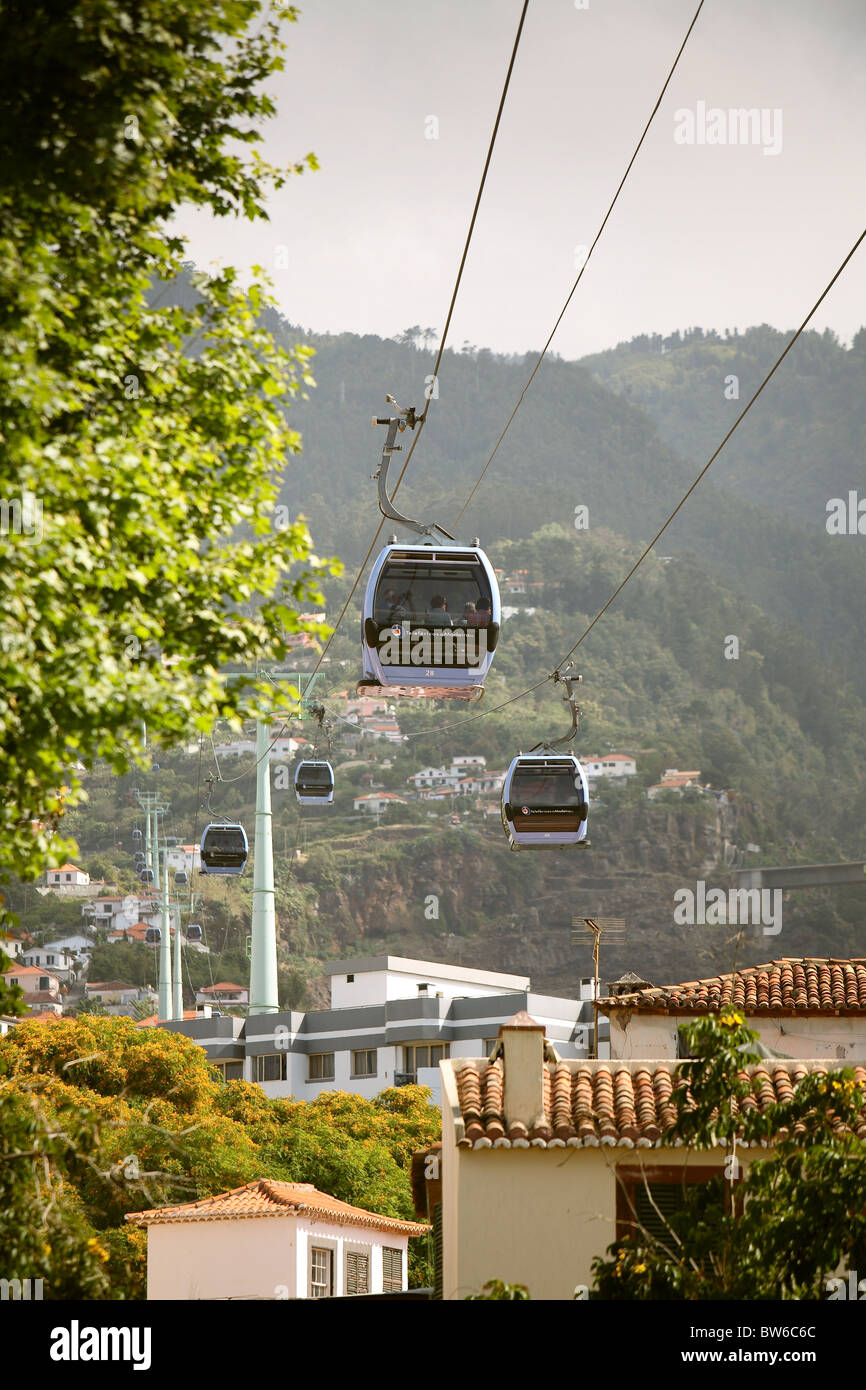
left=174, top=0, right=866, bottom=359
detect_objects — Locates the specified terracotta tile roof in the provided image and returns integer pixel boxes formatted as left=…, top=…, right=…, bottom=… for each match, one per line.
left=125, top=1181, right=430, bottom=1235
left=199, top=982, right=246, bottom=994
left=597, top=959, right=866, bottom=1015
left=451, top=1058, right=866, bottom=1150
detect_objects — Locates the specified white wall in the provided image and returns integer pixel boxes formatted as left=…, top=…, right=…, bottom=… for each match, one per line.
left=330, top=961, right=529, bottom=1009
left=609, top=1011, right=866, bottom=1062
left=146, top=1215, right=409, bottom=1299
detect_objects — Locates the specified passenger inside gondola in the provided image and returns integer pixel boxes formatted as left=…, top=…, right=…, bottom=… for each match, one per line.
left=469, top=596, right=492, bottom=627
left=425, top=595, right=452, bottom=627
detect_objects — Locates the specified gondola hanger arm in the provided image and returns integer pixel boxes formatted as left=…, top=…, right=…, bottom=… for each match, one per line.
left=371, top=396, right=454, bottom=541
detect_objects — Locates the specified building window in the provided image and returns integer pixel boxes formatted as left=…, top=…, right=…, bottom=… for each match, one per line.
left=253, top=1054, right=286, bottom=1083
left=483, top=1038, right=499, bottom=1055
left=382, top=1247, right=403, bottom=1293
left=310, top=1247, right=333, bottom=1299
left=346, top=974, right=354, bottom=983
left=46, top=955, right=55, bottom=965
left=351, top=1049, right=376, bottom=1078
left=308, top=1053, right=335, bottom=1081
left=39, top=977, right=50, bottom=991
left=402, top=1042, right=449, bottom=1076
left=345, top=1251, right=369, bottom=1296
left=212, top=1061, right=244, bottom=1082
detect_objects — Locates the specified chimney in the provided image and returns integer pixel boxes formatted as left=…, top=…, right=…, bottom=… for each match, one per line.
left=499, top=1011, right=546, bottom=1139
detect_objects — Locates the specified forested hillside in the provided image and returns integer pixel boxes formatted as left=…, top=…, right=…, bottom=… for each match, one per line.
left=23, top=274, right=866, bottom=995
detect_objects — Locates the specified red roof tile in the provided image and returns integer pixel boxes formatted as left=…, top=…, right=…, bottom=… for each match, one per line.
left=125, top=1181, right=429, bottom=1235
left=452, top=1058, right=866, bottom=1149
left=597, top=958, right=866, bottom=1015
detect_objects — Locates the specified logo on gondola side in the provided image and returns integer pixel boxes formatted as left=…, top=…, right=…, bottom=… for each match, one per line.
left=377, top=621, right=488, bottom=667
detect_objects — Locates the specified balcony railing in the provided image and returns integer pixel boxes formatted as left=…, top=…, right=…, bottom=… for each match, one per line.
left=393, top=1071, right=417, bottom=1087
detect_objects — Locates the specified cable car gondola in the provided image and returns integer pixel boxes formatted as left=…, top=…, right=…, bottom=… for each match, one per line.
left=145, top=926, right=161, bottom=945
left=200, top=822, right=248, bottom=876
left=134, top=851, right=145, bottom=864
left=175, top=870, right=189, bottom=886
left=139, top=867, right=155, bottom=883
left=186, top=924, right=203, bottom=943
left=501, top=673, right=590, bottom=852
left=132, top=827, right=142, bottom=841
left=358, top=399, right=500, bottom=701
left=294, top=760, right=335, bottom=805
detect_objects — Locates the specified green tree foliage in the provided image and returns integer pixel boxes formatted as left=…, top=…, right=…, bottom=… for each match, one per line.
left=0, top=944, right=26, bottom=1016
left=0, top=0, right=336, bottom=922
left=592, top=1010, right=866, bottom=1299
left=0, top=1017, right=440, bottom=1296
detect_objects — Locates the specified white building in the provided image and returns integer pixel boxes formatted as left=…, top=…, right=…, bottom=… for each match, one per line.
left=166, top=845, right=202, bottom=875
left=2, top=964, right=63, bottom=1016
left=582, top=754, right=638, bottom=782
left=84, top=981, right=157, bottom=1016
left=408, top=766, right=452, bottom=790
left=598, top=957, right=866, bottom=1062
left=43, top=933, right=96, bottom=956
left=81, top=894, right=161, bottom=934
left=20, top=947, right=76, bottom=983
left=353, top=792, right=408, bottom=815
left=126, top=1180, right=428, bottom=1300
left=45, top=862, right=90, bottom=889
left=162, top=956, right=602, bottom=1105
left=194, top=982, right=249, bottom=1008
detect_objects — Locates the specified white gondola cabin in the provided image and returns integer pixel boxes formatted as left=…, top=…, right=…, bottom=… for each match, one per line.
left=200, top=822, right=248, bottom=876
left=294, top=760, right=335, bottom=805
left=501, top=753, right=589, bottom=851
left=359, top=542, right=500, bottom=701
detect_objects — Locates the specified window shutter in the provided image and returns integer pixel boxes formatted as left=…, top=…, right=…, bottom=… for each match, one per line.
left=633, top=1182, right=688, bottom=1245
left=382, top=1247, right=402, bottom=1292
left=433, top=1202, right=443, bottom=1301
left=345, top=1251, right=369, bottom=1295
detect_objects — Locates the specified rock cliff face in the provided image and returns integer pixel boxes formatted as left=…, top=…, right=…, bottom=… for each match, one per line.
left=290, top=792, right=845, bottom=1002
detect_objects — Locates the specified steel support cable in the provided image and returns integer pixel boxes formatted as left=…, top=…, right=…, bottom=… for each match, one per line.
left=295, top=0, right=532, bottom=690
left=400, top=224, right=866, bottom=739
left=452, top=0, right=705, bottom=528
left=210, top=0, right=531, bottom=783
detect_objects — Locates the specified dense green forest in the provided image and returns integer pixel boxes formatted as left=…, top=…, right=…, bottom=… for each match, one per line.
left=15, top=274, right=866, bottom=996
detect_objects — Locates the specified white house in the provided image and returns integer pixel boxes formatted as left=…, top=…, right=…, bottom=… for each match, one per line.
left=647, top=769, right=703, bottom=799
left=20, top=947, right=76, bottom=983
left=84, top=981, right=156, bottom=1016
left=456, top=771, right=506, bottom=796
left=166, top=845, right=202, bottom=875
left=194, top=982, right=249, bottom=1008
left=43, top=933, right=96, bottom=956
left=598, top=957, right=866, bottom=1062
left=408, top=766, right=452, bottom=790
left=582, top=754, right=637, bottom=782
left=82, top=894, right=161, bottom=934
left=353, top=792, right=408, bottom=815
left=45, top=863, right=90, bottom=888
left=2, top=964, right=63, bottom=1015
left=126, top=1180, right=429, bottom=1300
